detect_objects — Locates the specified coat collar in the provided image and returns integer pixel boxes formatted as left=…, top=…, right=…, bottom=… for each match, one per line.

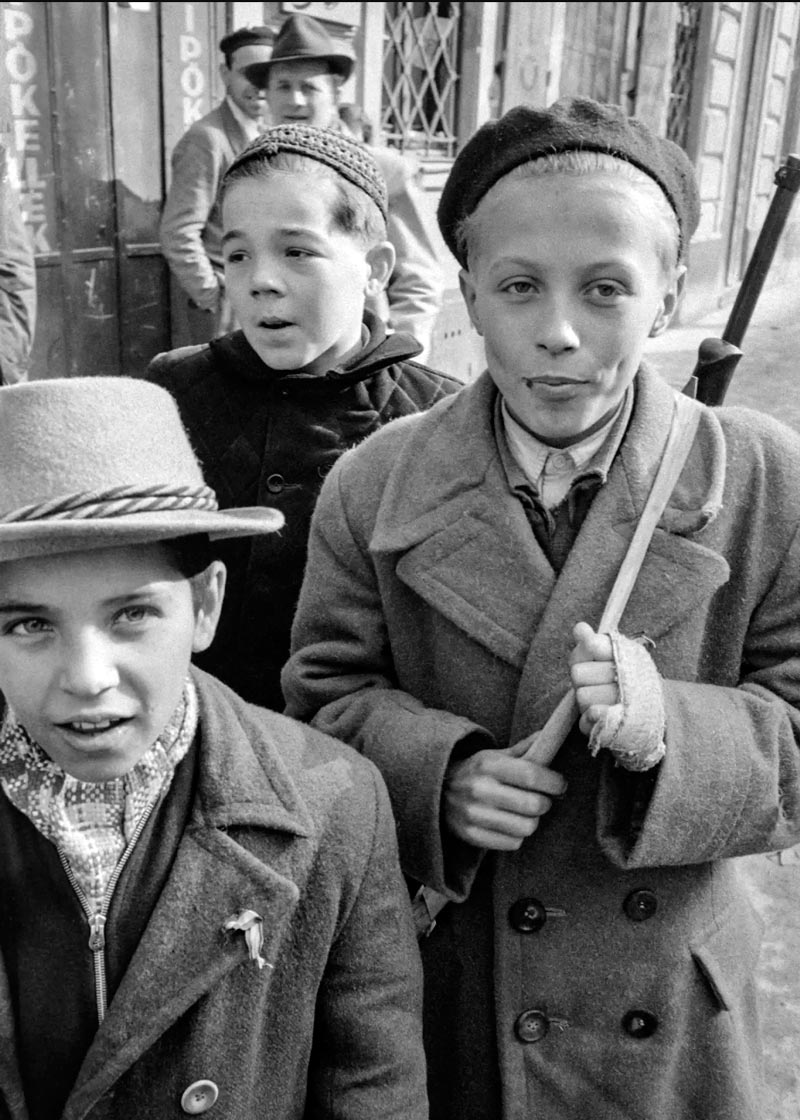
left=208, top=311, right=423, bottom=389
left=0, top=673, right=316, bottom=1119
left=369, top=367, right=730, bottom=735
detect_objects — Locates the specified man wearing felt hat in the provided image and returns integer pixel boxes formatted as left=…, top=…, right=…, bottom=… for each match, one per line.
left=0, top=376, right=426, bottom=1119
left=160, top=26, right=273, bottom=346
left=285, top=97, right=800, bottom=1118
left=245, top=12, right=443, bottom=360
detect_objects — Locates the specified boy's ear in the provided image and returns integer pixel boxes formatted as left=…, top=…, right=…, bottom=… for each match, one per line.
left=364, top=241, right=396, bottom=297
left=191, top=560, right=227, bottom=654
left=649, top=265, right=686, bottom=337
left=459, top=268, right=484, bottom=336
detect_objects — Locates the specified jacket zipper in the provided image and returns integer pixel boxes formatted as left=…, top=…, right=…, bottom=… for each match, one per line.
left=57, top=796, right=159, bottom=1025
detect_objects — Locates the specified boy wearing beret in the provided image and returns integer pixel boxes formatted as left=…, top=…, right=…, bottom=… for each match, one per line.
left=148, top=125, right=458, bottom=712
left=283, top=98, right=800, bottom=1119
left=0, top=377, right=426, bottom=1119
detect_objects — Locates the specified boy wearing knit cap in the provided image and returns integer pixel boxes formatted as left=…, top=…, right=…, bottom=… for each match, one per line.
left=148, top=125, right=458, bottom=712
left=284, top=98, right=800, bottom=1119
left=0, top=377, right=427, bottom=1118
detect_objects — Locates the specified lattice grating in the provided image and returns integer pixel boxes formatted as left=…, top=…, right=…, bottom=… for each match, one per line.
left=667, top=1, right=703, bottom=149
left=381, top=2, right=461, bottom=157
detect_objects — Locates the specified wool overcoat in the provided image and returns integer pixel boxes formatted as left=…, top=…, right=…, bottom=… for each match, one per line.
left=0, top=670, right=427, bottom=1120
left=147, top=318, right=460, bottom=710
left=283, top=366, right=800, bottom=1120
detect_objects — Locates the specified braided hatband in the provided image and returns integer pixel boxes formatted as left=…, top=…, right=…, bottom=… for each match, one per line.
left=0, top=483, right=219, bottom=524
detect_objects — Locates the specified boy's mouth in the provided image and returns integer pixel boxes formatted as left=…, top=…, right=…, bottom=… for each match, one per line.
left=258, top=317, right=294, bottom=331
left=56, top=716, right=131, bottom=737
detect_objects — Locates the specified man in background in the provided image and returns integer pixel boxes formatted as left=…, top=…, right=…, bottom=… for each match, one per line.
left=0, top=145, right=36, bottom=384
left=160, top=27, right=271, bottom=344
left=248, top=13, right=443, bottom=359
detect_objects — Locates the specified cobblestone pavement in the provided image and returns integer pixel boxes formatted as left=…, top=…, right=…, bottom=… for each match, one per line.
left=647, top=279, right=800, bottom=1120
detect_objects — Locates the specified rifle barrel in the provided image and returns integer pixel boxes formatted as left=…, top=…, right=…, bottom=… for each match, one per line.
left=723, top=154, right=800, bottom=349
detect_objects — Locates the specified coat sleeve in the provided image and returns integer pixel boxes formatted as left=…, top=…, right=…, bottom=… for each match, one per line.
left=0, top=149, right=36, bottom=385
left=283, top=457, right=490, bottom=898
left=599, top=521, right=800, bottom=869
left=305, top=767, right=428, bottom=1120
left=159, top=126, right=223, bottom=311
left=374, top=150, right=443, bottom=361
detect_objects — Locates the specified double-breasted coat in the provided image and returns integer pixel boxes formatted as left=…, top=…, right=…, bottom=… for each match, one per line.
left=283, top=366, right=800, bottom=1120
left=0, top=671, right=426, bottom=1120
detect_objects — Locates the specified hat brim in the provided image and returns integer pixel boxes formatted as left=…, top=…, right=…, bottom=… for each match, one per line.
left=245, top=52, right=354, bottom=87
left=0, top=507, right=284, bottom=563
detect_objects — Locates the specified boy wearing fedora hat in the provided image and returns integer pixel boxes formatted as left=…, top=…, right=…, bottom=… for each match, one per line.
left=147, top=124, right=458, bottom=712
left=0, top=377, right=426, bottom=1119
left=244, top=12, right=444, bottom=359
left=284, top=97, right=800, bottom=1119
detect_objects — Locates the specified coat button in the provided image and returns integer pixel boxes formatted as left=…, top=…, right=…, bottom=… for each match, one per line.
left=622, top=1009, right=658, bottom=1038
left=515, top=1009, right=550, bottom=1043
left=180, top=1080, right=219, bottom=1114
left=265, top=473, right=285, bottom=494
left=508, top=897, right=567, bottom=933
left=623, top=889, right=658, bottom=922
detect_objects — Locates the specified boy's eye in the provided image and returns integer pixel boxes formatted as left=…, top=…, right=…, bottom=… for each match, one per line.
left=224, top=249, right=248, bottom=265
left=501, top=279, right=536, bottom=296
left=7, top=618, right=52, bottom=637
left=587, top=280, right=626, bottom=302
left=115, top=605, right=158, bottom=626
left=285, top=247, right=314, bottom=260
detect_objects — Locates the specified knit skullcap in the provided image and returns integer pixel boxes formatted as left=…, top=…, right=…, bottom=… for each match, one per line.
left=224, top=124, right=388, bottom=219
left=438, top=97, right=701, bottom=265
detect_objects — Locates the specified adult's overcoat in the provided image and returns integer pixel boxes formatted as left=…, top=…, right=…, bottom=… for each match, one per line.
left=0, top=670, right=427, bottom=1120
left=283, top=366, right=800, bottom=1120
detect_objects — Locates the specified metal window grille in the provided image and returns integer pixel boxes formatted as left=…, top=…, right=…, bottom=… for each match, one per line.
left=667, top=1, right=703, bottom=149
left=381, top=2, right=461, bottom=157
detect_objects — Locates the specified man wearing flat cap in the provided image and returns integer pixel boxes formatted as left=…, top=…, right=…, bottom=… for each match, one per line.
left=246, top=13, right=443, bottom=359
left=160, top=27, right=272, bottom=345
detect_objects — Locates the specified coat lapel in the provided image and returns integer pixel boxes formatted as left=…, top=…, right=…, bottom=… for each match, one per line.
left=65, top=677, right=314, bottom=1117
left=372, top=375, right=557, bottom=667
left=368, top=368, right=730, bottom=738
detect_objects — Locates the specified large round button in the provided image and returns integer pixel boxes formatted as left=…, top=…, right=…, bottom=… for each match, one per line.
left=265, top=473, right=285, bottom=494
left=622, top=1009, right=658, bottom=1039
left=181, top=1080, right=219, bottom=1114
left=509, top=897, right=547, bottom=933
left=623, top=889, right=658, bottom=922
left=514, top=1009, right=549, bottom=1043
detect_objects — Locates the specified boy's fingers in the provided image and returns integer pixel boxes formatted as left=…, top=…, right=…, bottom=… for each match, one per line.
left=571, top=621, right=614, bottom=662
left=571, top=662, right=617, bottom=688
left=575, top=684, right=618, bottom=712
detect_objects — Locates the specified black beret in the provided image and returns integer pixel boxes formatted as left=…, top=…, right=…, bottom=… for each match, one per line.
left=219, top=25, right=272, bottom=57
left=224, top=124, right=388, bottom=219
left=438, top=97, right=701, bottom=265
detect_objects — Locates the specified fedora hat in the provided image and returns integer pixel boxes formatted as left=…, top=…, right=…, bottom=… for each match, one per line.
left=0, top=377, right=283, bottom=563
left=244, top=14, right=355, bottom=88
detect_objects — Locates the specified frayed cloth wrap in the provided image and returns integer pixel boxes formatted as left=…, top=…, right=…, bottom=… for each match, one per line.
left=587, top=631, right=666, bottom=771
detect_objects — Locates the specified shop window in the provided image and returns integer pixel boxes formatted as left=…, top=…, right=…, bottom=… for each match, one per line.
left=381, top=1, right=461, bottom=157
left=667, top=1, right=703, bottom=149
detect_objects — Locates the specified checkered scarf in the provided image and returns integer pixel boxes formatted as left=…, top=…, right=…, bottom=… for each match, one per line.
left=0, top=679, right=198, bottom=913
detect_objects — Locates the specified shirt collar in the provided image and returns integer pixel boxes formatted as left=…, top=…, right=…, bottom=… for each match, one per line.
left=225, top=95, right=262, bottom=143
left=495, top=383, right=634, bottom=505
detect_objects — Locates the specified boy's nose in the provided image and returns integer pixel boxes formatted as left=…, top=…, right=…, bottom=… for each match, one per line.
left=59, top=633, right=120, bottom=696
left=249, top=260, right=283, bottom=296
left=289, top=87, right=307, bottom=106
left=535, top=305, right=580, bottom=355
